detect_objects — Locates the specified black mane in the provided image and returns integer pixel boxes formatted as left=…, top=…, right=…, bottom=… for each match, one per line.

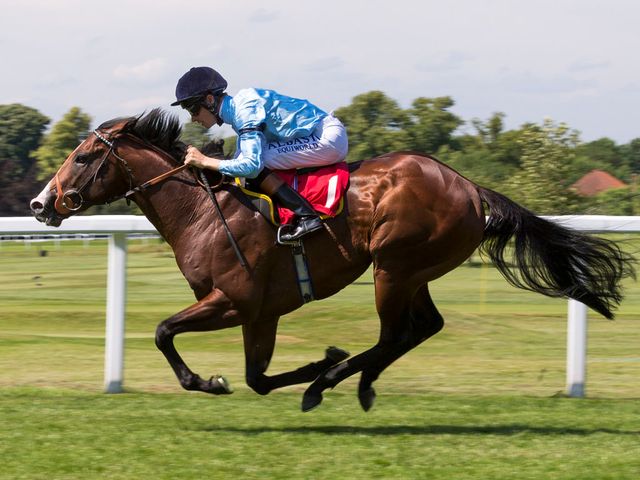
left=130, top=108, right=183, bottom=154
left=98, top=108, right=185, bottom=160
left=97, top=108, right=226, bottom=161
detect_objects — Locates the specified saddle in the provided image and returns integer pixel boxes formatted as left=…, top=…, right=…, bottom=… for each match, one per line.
left=196, top=151, right=350, bottom=304
left=236, top=161, right=350, bottom=226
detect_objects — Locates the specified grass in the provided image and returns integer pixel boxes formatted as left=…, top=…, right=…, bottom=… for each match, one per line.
left=1, top=389, right=639, bottom=480
left=1, top=238, right=639, bottom=479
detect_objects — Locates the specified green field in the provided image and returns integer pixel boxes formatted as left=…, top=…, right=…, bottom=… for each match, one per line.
left=1, top=238, right=639, bottom=479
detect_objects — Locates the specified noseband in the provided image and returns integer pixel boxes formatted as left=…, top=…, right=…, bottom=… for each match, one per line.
left=53, top=131, right=127, bottom=214
left=53, top=130, right=189, bottom=215
left=52, top=129, right=245, bottom=268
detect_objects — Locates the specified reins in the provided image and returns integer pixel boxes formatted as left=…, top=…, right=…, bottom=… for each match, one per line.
left=54, top=129, right=248, bottom=270
left=124, top=163, right=190, bottom=198
left=197, top=170, right=248, bottom=270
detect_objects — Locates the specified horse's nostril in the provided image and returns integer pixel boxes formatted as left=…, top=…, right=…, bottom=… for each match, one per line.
left=30, top=199, right=44, bottom=214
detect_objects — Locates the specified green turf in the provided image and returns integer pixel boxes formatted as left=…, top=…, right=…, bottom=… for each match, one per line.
left=1, top=238, right=639, bottom=479
left=1, top=389, right=639, bottom=480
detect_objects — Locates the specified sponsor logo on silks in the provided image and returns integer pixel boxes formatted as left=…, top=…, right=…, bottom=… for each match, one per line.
left=268, top=134, right=322, bottom=154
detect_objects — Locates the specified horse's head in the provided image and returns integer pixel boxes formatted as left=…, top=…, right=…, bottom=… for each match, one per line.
left=29, top=118, right=135, bottom=226
left=30, top=109, right=189, bottom=226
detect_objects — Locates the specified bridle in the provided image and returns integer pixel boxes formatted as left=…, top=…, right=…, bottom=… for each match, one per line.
left=53, top=129, right=189, bottom=215
left=51, top=128, right=247, bottom=268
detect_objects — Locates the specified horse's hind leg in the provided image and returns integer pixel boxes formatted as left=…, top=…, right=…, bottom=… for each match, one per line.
left=358, top=283, right=444, bottom=410
left=242, top=317, right=350, bottom=395
left=301, top=270, right=416, bottom=411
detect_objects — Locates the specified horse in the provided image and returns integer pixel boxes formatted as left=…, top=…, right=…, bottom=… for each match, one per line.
left=30, top=109, right=635, bottom=411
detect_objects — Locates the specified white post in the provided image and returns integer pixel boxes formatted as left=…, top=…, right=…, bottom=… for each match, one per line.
left=104, top=233, right=127, bottom=393
left=566, top=299, right=588, bottom=397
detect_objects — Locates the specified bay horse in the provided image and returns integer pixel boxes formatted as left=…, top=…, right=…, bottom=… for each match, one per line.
left=30, top=109, right=634, bottom=411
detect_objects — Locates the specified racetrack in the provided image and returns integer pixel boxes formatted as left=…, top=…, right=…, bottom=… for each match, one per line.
left=1, top=239, right=639, bottom=479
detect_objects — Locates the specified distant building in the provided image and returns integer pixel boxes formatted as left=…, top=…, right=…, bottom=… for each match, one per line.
left=571, top=169, right=627, bottom=197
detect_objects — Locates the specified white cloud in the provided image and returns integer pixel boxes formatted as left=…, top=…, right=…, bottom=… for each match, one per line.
left=248, top=8, right=279, bottom=23
left=3, top=0, right=640, bottom=142
left=415, top=52, right=474, bottom=73
left=302, top=57, right=345, bottom=73
left=569, top=60, right=611, bottom=73
left=113, top=58, right=168, bottom=81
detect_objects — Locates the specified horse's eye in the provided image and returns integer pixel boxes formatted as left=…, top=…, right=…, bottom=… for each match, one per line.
left=75, top=153, right=89, bottom=165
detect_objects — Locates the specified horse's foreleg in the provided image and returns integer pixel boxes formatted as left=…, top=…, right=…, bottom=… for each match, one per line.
left=155, top=288, right=243, bottom=394
left=242, top=318, right=350, bottom=395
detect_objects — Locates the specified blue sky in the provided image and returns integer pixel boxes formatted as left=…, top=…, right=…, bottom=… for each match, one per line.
left=2, top=0, right=639, bottom=143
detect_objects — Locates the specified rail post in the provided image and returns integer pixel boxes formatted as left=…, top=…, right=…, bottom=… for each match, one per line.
left=104, top=232, right=127, bottom=393
left=566, top=299, right=588, bottom=397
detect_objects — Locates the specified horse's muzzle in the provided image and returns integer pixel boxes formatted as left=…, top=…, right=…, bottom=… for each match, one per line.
left=30, top=182, right=63, bottom=227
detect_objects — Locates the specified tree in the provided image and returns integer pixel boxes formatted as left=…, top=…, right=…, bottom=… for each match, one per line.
left=404, top=96, right=463, bottom=155
left=619, top=138, right=640, bottom=175
left=469, top=113, right=524, bottom=168
left=438, top=112, right=523, bottom=190
left=32, top=107, right=91, bottom=180
left=221, top=135, right=237, bottom=158
left=508, top=118, right=581, bottom=214
left=438, top=147, right=518, bottom=190
left=0, top=104, right=50, bottom=216
left=334, top=91, right=410, bottom=161
left=179, top=122, right=212, bottom=148
left=0, top=104, right=50, bottom=177
left=587, top=187, right=637, bottom=215
left=179, top=123, right=237, bottom=158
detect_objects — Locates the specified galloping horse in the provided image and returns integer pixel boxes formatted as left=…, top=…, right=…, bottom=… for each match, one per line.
left=30, top=109, right=634, bottom=411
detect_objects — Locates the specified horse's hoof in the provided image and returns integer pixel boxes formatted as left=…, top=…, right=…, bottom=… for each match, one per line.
left=210, top=375, right=233, bottom=394
left=358, top=387, right=376, bottom=412
left=326, top=346, right=350, bottom=363
left=301, top=391, right=323, bottom=412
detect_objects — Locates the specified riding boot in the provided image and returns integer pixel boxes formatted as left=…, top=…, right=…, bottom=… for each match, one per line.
left=258, top=170, right=324, bottom=242
left=272, top=184, right=324, bottom=242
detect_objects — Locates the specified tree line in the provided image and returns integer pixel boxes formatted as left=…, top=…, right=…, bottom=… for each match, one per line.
left=2, top=91, right=639, bottom=216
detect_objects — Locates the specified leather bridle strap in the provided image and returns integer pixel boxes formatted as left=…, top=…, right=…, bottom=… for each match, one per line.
left=123, top=163, right=190, bottom=198
left=94, top=131, right=191, bottom=202
left=53, top=141, right=113, bottom=215
left=53, top=130, right=192, bottom=214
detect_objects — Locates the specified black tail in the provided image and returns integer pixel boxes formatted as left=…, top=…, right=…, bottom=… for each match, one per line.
left=478, top=187, right=636, bottom=319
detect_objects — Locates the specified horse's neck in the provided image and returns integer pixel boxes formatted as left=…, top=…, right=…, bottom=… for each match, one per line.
left=127, top=150, right=212, bottom=246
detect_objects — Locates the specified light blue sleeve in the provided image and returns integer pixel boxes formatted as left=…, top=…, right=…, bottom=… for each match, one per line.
left=217, top=130, right=264, bottom=179
left=216, top=89, right=267, bottom=178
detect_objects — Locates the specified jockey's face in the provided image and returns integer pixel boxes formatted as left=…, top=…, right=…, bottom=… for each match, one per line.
left=190, top=94, right=219, bottom=129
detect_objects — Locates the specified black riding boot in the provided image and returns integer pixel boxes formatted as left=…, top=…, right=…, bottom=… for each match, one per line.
left=272, top=184, right=324, bottom=242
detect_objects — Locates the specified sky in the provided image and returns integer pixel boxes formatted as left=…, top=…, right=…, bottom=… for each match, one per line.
left=1, top=0, right=639, bottom=143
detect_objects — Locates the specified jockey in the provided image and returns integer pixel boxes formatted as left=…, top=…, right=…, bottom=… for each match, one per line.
left=172, top=66, right=349, bottom=242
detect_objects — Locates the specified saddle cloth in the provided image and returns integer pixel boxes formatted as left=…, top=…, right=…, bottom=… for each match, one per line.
left=235, top=161, right=350, bottom=225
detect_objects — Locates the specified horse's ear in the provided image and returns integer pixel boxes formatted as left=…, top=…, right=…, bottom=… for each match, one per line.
left=122, top=115, right=140, bottom=133
left=201, top=138, right=225, bottom=157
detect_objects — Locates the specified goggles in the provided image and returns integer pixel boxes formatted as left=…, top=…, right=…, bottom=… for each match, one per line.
left=181, top=98, right=204, bottom=116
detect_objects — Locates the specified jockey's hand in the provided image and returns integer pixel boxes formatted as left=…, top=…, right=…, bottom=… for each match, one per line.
left=184, top=146, right=209, bottom=169
left=185, top=145, right=222, bottom=172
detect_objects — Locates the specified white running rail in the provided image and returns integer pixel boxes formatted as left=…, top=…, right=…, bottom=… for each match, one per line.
left=1, top=215, right=638, bottom=396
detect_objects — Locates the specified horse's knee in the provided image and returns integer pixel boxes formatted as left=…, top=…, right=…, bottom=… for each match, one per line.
left=245, top=371, right=271, bottom=396
left=411, top=310, right=444, bottom=344
left=428, top=313, right=444, bottom=336
left=154, top=322, right=173, bottom=350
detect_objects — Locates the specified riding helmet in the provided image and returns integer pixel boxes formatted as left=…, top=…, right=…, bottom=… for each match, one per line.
left=171, top=66, right=228, bottom=105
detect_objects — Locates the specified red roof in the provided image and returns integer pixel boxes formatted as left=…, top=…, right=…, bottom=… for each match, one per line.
left=571, top=170, right=627, bottom=197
